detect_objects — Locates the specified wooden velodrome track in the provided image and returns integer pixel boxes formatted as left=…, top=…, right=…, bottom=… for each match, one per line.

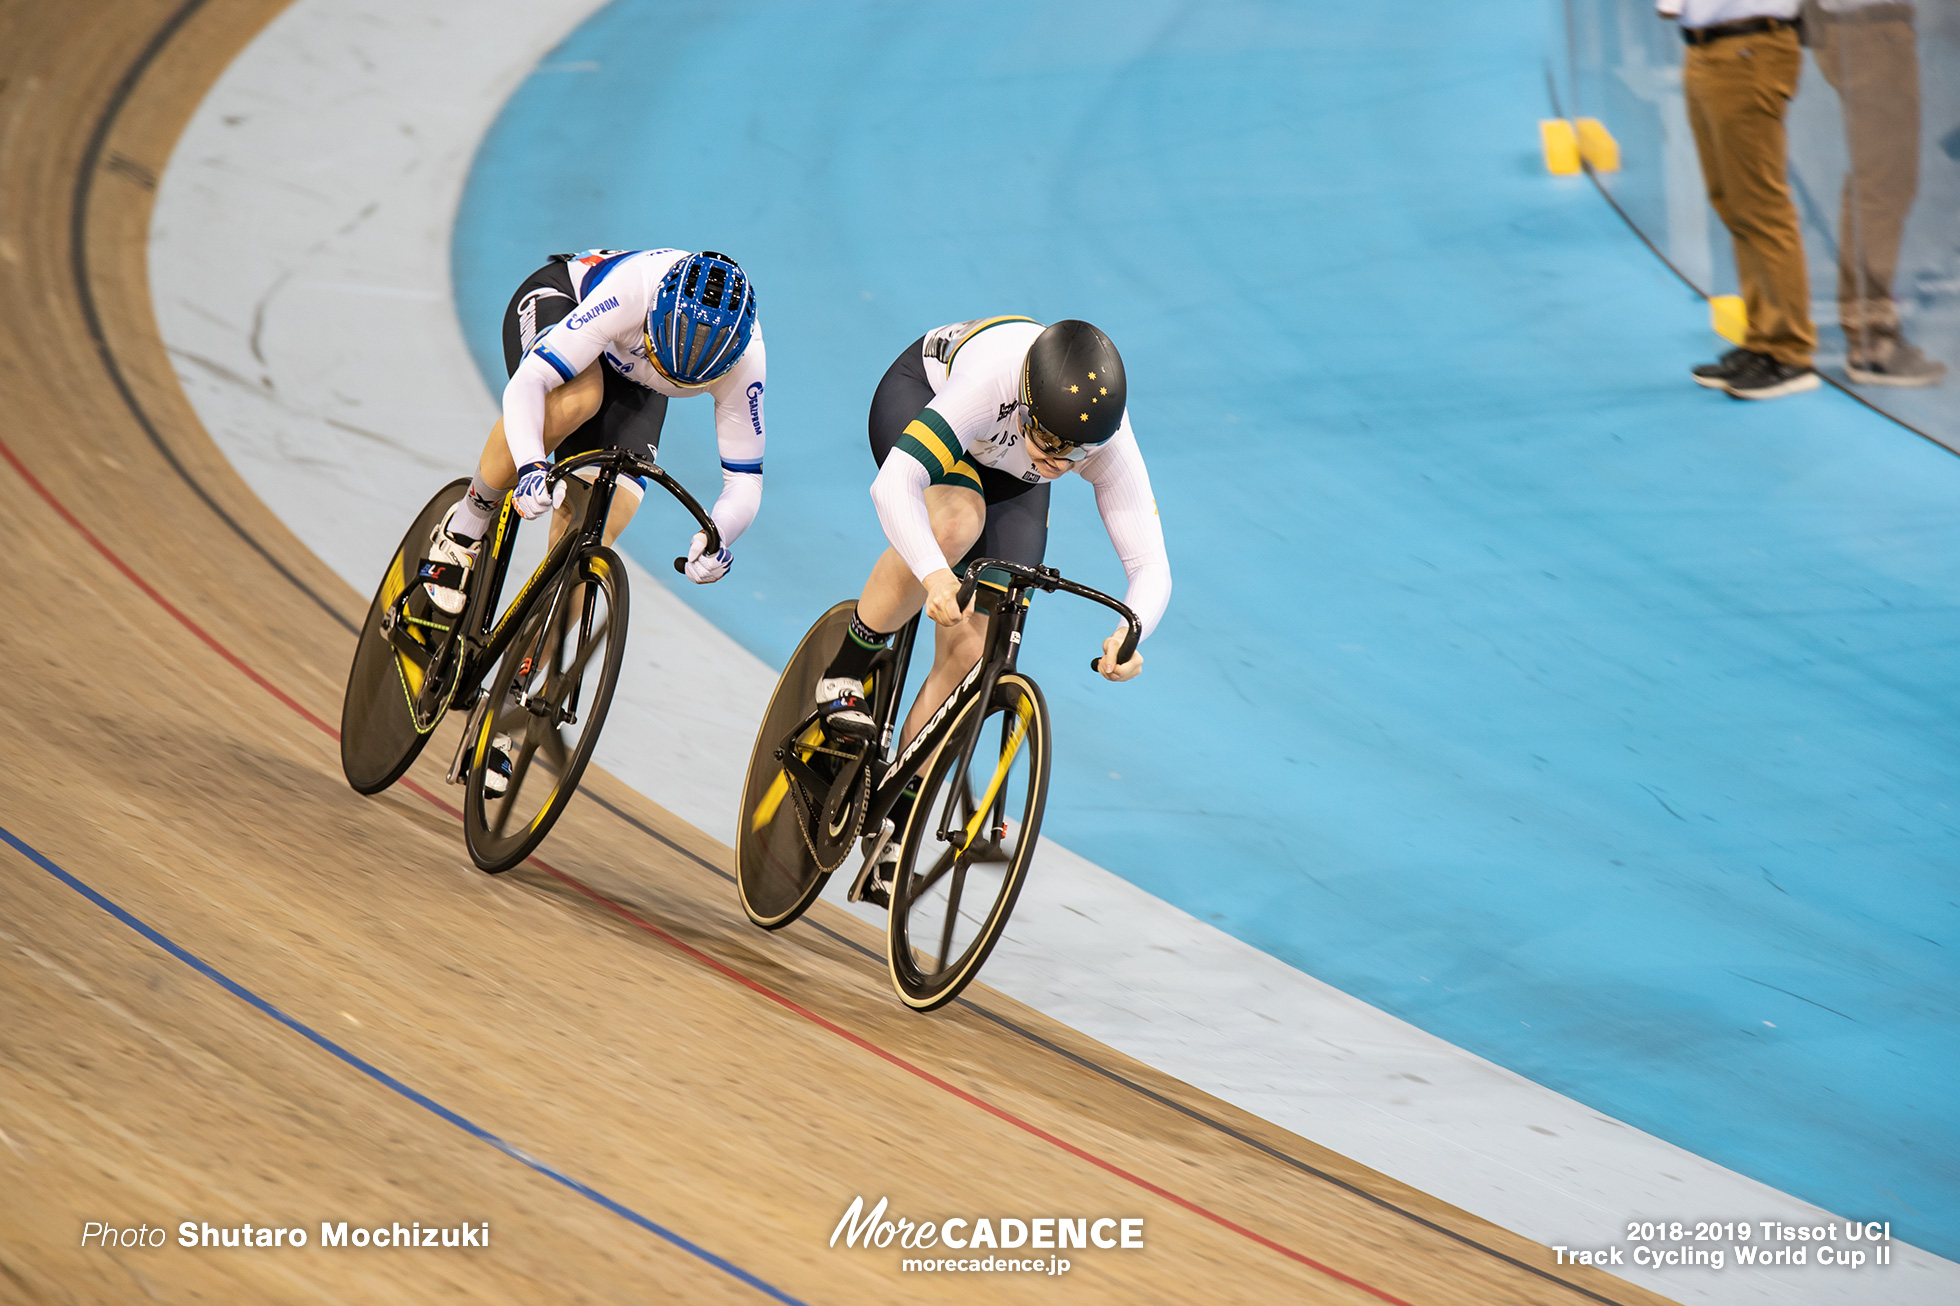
left=0, top=3, right=1681, bottom=1302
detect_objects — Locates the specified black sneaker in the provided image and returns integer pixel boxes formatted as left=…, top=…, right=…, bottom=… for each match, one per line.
left=1846, top=341, right=1945, bottom=388
left=1725, top=353, right=1820, bottom=401
left=815, top=676, right=877, bottom=741
left=1692, top=347, right=1756, bottom=390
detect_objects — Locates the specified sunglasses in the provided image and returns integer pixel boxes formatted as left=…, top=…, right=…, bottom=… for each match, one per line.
left=1025, top=418, right=1096, bottom=463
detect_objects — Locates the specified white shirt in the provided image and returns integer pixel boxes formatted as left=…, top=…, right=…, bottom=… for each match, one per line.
left=869, top=316, right=1172, bottom=640
left=504, top=248, right=767, bottom=545
left=1659, top=0, right=1801, bottom=25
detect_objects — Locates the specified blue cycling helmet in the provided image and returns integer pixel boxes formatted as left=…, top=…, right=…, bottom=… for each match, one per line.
left=645, top=251, right=755, bottom=386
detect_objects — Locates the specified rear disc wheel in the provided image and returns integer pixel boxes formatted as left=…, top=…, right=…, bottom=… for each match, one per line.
left=340, top=479, right=469, bottom=794
left=736, top=601, right=868, bottom=929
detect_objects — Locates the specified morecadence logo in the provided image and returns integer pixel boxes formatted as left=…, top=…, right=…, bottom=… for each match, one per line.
left=830, top=1195, right=1143, bottom=1276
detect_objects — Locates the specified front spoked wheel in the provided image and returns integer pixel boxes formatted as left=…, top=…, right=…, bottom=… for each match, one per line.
left=340, top=479, right=469, bottom=794
left=888, top=672, right=1050, bottom=1011
left=462, top=546, right=629, bottom=873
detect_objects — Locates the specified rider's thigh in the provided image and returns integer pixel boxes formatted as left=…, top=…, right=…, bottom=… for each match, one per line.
left=924, top=483, right=985, bottom=561
left=541, top=364, right=605, bottom=450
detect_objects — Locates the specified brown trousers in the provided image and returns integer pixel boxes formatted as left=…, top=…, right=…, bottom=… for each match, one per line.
left=1810, top=6, right=1920, bottom=360
left=1683, top=27, right=1815, bottom=367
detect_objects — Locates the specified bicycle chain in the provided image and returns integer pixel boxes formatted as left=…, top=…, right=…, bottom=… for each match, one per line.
left=784, top=761, right=867, bottom=875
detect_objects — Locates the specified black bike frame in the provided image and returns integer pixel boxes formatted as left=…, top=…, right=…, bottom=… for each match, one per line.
left=438, top=449, right=719, bottom=718
left=853, top=560, right=1140, bottom=843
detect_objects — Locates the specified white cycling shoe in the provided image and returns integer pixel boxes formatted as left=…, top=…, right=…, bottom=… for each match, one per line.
left=483, top=732, right=515, bottom=796
left=420, top=506, right=481, bottom=616
left=815, top=676, right=877, bottom=740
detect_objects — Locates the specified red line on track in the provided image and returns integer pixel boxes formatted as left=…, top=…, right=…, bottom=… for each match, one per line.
left=0, top=441, right=338, bottom=740
left=3, top=435, right=1410, bottom=1305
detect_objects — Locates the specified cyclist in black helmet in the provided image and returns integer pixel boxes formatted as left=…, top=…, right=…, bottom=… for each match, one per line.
left=812, top=316, right=1171, bottom=893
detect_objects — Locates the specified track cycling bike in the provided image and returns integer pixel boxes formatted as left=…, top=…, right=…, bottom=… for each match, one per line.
left=339, top=448, right=717, bottom=873
left=736, top=558, right=1140, bottom=1011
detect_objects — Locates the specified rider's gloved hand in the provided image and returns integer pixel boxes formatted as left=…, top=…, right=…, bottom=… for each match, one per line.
left=683, top=531, right=733, bottom=584
left=512, top=461, right=565, bottom=520
left=922, top=568, right=972, bottom=626
left=1097, top=626, right=1143, bottom=682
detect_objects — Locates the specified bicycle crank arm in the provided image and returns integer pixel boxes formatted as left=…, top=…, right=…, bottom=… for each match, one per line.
left=847, top=821, right=896, bottom=904
left=445, top=691, right=492, bottom=786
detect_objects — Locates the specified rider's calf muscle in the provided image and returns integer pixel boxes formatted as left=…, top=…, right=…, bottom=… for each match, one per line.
left=901, top=616, right=987, bottom=750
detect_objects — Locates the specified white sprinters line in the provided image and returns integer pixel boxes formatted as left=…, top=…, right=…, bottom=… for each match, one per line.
left=147, top=3, right=1957, bottom=1301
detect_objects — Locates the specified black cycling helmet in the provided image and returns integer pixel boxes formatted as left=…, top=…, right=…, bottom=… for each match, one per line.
left=1021, top=319, right=1126, bottom=457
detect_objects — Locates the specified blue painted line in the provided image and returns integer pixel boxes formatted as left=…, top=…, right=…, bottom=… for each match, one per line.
left=0, top=821, right=807, bottom=1305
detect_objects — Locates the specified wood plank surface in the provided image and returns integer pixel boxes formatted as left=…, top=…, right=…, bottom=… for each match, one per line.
left=0, top=2, right=1679, bottom=1302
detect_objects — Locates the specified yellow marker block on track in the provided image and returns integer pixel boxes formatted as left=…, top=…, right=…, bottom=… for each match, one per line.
left=1540, top=119, right=1580, bottom=175
left=1575, top=118, right=1619, bottom=173
left=1710, top=295, right=1747, bottom=345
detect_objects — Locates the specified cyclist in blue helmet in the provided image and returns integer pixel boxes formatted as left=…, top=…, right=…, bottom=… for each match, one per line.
left=416, top=248, right=765, bottom=616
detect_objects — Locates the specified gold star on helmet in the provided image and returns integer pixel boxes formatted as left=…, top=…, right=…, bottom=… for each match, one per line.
left=1087, top=371, right=1097, bottom=381
left=1069, top=384, right=1079, bottom=394
left=1079, top=413, right=1089, bottom=421
left=1099, top=387, right=1107, bottom=396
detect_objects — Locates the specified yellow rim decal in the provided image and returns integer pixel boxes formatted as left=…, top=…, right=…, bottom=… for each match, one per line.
left=958, top=692, right=1035, bottom=852
left=751, top=719, right=826, bottom=830
left=381, top=548, right=408, bottom=609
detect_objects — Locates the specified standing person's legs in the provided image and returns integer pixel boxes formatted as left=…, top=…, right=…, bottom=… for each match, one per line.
left=1683, top=30, right=1815, bottom=369
left=1815, top=9, right=1931, bottom=374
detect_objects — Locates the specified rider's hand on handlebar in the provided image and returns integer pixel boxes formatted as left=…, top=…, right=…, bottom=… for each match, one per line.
left=1098, top=626, right=1143, bottom=682
left=513, top=461, right=565, bottom=520
left=683, top=530, right=733, bottom=584
left=923, top=568, right=972, bottom=627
